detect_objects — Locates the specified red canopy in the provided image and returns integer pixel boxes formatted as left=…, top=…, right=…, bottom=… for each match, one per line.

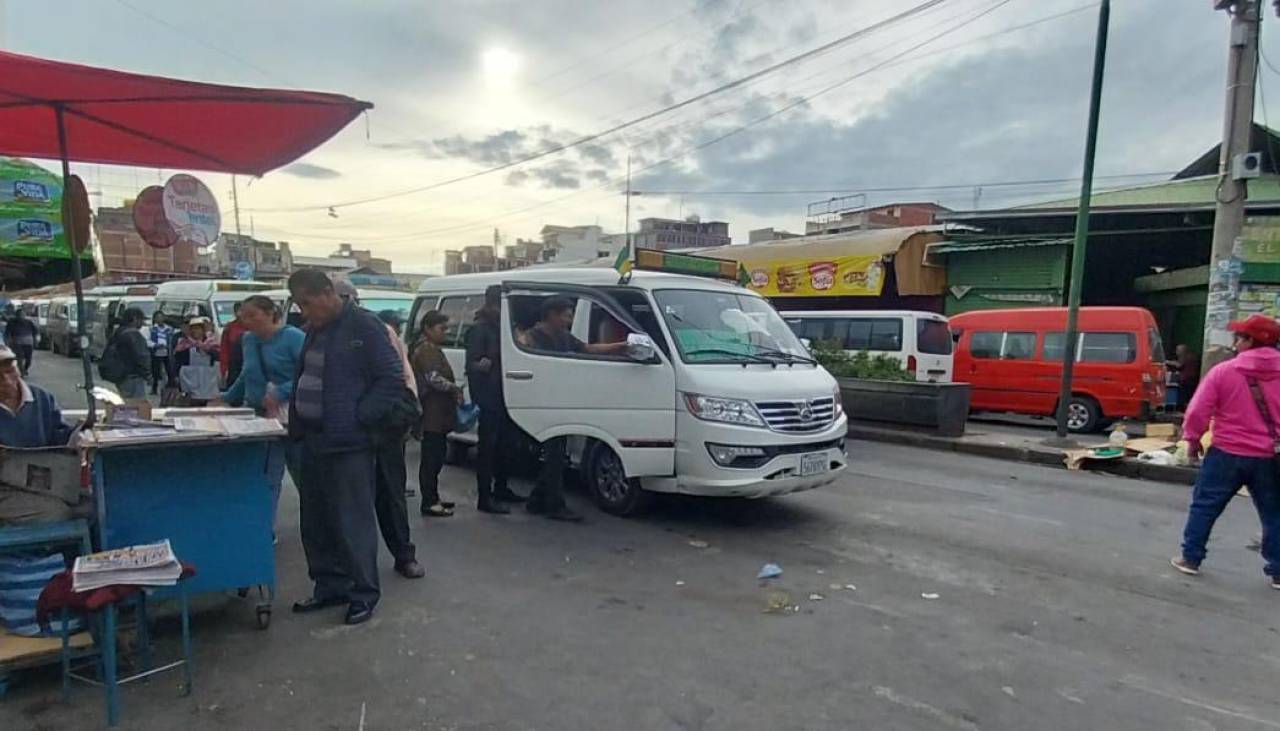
left=0, top=50, right=371, bottom=175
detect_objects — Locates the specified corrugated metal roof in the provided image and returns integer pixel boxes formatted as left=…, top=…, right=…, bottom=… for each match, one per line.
left=1009, top=175, right=1280, bottom=211
left=928, top=238, right=1070, bottom=253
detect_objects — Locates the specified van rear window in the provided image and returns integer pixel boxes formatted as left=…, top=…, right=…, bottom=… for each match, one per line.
left=916, top=319, right=952, bottom=355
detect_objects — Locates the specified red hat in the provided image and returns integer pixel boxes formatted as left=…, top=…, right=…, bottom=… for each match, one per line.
left=1228, top=314, right=1280, bottom=346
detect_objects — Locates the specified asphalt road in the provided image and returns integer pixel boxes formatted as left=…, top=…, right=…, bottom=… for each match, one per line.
left=5, top=350, right=1279, bottom=730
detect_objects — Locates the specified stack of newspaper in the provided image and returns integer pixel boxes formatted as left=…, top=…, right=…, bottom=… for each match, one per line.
left=71, top=540, right=182, bottom=592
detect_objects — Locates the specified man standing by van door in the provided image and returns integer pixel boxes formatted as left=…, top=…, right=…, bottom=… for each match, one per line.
left=524, top=297, right=629, bottom=522
left=1174, top=315, right=1280, bottom=591
left=465, top=285, right=526, bottom=514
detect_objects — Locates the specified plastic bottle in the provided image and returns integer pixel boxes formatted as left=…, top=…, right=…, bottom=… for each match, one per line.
left=1108, top=421, right=1128, bottom=448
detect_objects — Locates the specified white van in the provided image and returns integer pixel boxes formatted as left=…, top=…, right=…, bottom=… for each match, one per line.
left=87, top=285, right=158, bottom=359
left=47, top=294, right=98, bottom=356
left=154, top=280, right=273, bottom=335
left=781, top=310, right=954, bottom=382
left=410, top=266, right=849, bottom=515
left=275, top=287, right=414, bottom=332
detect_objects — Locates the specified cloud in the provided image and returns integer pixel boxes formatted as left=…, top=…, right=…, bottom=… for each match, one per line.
left=282, top=162, right=342, bottom=180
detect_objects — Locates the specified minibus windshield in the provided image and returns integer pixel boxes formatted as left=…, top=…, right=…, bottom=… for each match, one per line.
left=653, top=289, right=809, bottom=364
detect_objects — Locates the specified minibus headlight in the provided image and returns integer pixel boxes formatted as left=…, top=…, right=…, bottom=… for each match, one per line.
left=833, top=384, right=844, bottom=418
left=683, top=393, right=766, bottom=428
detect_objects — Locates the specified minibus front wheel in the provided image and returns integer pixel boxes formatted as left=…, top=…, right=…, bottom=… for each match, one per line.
left=1063, top=396, right=1102, bottom=433
left=585, top=442, right=650, bottom=517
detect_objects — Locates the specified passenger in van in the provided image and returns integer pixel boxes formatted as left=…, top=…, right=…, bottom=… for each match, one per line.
left=465, top=285, right=526, bottom=514
left=525, top=297, right=629, bottom=523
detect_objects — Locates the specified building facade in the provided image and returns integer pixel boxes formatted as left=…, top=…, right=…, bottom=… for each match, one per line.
left=633, top=216, right=730, bottom=251
left=333, top=243, right=391, bottom=275
left=212, top=233, right=293, bottom=281
left=540, top=224, right=621, bottom=262
left=748, top=227, right=803, bottom=244
left=93, top=204, right=210, bottom=281
left=806, top=202, right=950, bottom=236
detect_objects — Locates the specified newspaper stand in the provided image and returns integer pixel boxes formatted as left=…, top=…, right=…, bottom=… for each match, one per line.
left=84, top=418, right=282, bottom=629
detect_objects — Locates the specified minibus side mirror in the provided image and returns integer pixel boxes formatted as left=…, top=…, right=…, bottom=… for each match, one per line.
left=626, top=333, right=659, bottom=363
left=800, top=337, right=813, bottom=352
left=952, top=329, right=963, bottom=342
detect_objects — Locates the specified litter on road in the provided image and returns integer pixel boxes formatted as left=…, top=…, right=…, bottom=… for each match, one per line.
left=757, top=562, right=783, bottom=579
left=921, top=593, right=940, bottom=600
left=687, top=539, right=709, bottom=549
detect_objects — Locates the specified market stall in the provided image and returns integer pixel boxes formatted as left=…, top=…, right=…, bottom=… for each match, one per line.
left=0, top=49, right=370, bottom=700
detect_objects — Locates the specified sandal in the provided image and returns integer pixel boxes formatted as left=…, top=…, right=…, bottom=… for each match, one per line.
left=423, top=503, right=454, bottom=518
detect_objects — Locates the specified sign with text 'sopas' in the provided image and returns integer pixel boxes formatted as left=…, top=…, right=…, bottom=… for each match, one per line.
left=740, top=254, right=886, bottom=297
left=162, top=174, right=220, bottom=247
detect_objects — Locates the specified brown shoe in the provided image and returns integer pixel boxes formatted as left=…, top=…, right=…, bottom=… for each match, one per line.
left=395, top=560, right=425, bottom=579
left=1170, top=557, right=1200, bottom=576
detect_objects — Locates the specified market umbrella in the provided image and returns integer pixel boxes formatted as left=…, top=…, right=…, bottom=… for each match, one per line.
left=0, top=49, right=372, bottom=420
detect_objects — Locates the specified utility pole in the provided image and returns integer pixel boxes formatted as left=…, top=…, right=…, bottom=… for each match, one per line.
left=1051, top=0, right=1110, bottom=441
left=1203, top=0, right=1262, bottom=373
left=230, top=174, right=243, bottom=237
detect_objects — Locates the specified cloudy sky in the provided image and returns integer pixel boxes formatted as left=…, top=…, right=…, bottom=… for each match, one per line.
left=0, top=0, right=1272, bottom=272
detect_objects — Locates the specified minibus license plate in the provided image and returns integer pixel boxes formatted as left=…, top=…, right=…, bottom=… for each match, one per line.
left=799, top=452, right=827, bottom=477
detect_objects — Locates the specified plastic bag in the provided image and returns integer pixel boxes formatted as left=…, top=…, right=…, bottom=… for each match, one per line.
left=1137, top=450, right=1175, bottom=466
left=456, top=402, right=480, bottom=433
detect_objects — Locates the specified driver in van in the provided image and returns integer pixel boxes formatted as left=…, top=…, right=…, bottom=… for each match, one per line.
left=525, top=297, right=629, bottom=522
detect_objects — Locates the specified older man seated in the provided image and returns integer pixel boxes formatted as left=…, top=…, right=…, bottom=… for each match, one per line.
left=0, top=344, right=74, bottom=448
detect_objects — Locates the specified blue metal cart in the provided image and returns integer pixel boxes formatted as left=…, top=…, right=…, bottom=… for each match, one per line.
left=90, top=434, right=278, bottom=629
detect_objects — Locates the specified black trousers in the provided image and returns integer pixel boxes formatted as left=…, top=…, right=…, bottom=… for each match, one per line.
left=531, top=437, right=568, bottom=511
left=150, top=354, right=170, bottom=393
left=298, top=439, right=381, bottom=605
left=374, top=435, right=415, bottom=565
left=13, top=344, right=32, bottom=375
left=475, top=404, right=511, bottom=504
left=419, top=432, right=448, bottom=508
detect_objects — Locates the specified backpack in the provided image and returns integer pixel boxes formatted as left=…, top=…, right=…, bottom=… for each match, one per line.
left=97, top=333, right=128, bottom=383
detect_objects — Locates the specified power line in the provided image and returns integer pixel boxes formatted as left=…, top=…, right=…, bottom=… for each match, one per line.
left=256, top=0, right=1087, bottom=242
left=254, top=0, right=1026, bottom=244
left=624, top=172, right=1179, bottom=196
left=244, top=0, right=952, bottom=213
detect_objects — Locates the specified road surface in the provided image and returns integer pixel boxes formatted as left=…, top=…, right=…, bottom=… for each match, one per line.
left=4, top=350, right=1277, bottom=730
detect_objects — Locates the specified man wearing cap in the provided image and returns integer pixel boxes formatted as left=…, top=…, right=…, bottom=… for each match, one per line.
left=1174, top=314, right=1280, bottom=590
left=0, top=344, right=74, bottom=449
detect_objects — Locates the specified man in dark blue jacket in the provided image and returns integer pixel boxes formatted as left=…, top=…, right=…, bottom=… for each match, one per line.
left=286, top=270, right=405, bottom=625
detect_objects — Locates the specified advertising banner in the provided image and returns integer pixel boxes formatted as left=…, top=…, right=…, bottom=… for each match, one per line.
left=740, top=254, right=886, bottom=297
left=0, top=157, right=90, bottom=260
left=1241, top=217, right=1280, bottom=263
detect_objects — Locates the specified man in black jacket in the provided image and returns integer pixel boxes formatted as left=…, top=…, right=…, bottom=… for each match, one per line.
left=464, top=285, right=526, bottom=514
left=287, top=270, right=405, bottom=626
left=112, top=308, right=152, bottom=399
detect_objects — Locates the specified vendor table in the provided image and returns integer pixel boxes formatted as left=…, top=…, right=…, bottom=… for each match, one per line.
left=90, top=434, right=278, bottom=628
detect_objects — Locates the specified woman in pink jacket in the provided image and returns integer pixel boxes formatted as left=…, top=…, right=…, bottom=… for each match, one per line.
left=1174, top=314, right=1280, bottom=590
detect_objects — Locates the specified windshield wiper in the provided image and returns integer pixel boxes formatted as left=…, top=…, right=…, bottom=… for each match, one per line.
left=685, top=348, right=775, bottom=365
left=754, top=347, right=817, bottom=365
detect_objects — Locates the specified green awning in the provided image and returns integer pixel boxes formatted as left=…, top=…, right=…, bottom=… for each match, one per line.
left=928, top=238, right=1071, bottom=254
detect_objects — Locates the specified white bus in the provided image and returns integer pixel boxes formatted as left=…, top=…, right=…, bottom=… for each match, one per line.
left=154, top=280, right=273, bottom=335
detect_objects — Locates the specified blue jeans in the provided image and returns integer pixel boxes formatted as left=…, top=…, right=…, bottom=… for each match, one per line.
left=1181, top=447, right=1280, bottom=577
left=117, top=376, right=147, bottom=400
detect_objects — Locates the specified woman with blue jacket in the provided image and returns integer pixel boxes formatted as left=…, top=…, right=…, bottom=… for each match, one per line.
left=221, top=295, right=305, bottom=534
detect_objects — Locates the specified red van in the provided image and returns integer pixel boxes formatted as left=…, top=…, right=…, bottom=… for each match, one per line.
left=950, top=307, right=1166, bottom=432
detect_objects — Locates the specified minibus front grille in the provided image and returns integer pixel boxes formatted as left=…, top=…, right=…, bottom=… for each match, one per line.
left=754, top=397, right=836, bottom=433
